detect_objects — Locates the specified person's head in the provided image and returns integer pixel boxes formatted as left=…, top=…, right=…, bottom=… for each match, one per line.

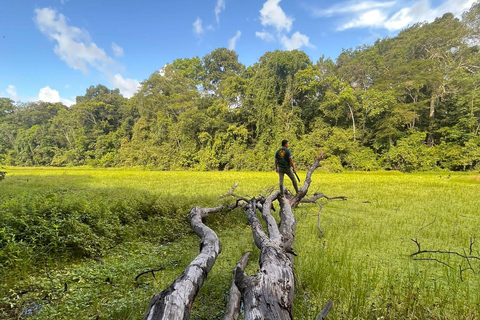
left=281, top=140, right=288, bottom=148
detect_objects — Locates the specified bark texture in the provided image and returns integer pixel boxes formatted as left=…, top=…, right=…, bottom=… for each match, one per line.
left=143, top=205, right=225, bottom=320
left=223, top=252, right=252, bottom=320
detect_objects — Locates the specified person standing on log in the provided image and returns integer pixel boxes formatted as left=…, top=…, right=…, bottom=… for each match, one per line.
left=275, top=139, right=298, bottom=196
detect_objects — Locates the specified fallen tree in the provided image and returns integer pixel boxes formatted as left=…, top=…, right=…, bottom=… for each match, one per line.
left=143, top=153, right=345, bottom=320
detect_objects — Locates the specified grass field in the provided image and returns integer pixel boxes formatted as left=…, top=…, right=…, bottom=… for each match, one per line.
left=1, top=167, right=480, bottom=319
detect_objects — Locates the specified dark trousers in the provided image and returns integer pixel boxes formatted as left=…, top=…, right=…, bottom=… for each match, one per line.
left=279, top=167, right=298, bottom=194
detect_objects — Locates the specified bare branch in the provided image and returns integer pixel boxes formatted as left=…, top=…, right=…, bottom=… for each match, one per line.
left=316, top=301, right=333, bottom=320
left=317, top=203, right=325, bottom=238
left=300, top=192, right=347, bottom=204
left=413, top=258, right=452, bottom=268
left=416, top=218, right=436, bottom=235
left=218, top=183, right=249, bottom=202
left=135, top=267, right=165, bottom=282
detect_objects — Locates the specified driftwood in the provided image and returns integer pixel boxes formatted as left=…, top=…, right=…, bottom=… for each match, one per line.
left=143, top=152, right=342, bottom=319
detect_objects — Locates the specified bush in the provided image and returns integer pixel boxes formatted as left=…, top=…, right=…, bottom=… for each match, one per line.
left=381, top=132, right=438, bottom=172
left=0, top=189, right=204, bottom=268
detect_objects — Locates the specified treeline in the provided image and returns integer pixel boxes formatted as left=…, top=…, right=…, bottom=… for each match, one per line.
left=1, top=6, right=480, bottom=172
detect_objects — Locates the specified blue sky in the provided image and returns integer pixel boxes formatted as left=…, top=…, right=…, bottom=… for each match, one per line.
left=0, top=0, right=475, bottom=105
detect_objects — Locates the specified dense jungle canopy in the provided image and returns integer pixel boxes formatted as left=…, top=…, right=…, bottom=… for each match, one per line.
left=1, top=6, right=480, bottom=172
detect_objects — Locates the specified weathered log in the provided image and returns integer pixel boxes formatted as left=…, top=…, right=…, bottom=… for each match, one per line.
left=143, top=205, right=225, bottom=320
left=234, top=199, right=295, bottom=320
left=143, top=152, right=337, bottom=320
left=223, top=252, right=251, bottom=320
left=233, top=153, right=323, bottom=320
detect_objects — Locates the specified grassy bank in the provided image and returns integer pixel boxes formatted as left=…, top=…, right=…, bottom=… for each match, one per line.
left=1, top=168, right=479, bottom=319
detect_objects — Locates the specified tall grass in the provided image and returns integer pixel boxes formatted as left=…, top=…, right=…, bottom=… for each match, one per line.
left=1, top=168, right=479, bottom=319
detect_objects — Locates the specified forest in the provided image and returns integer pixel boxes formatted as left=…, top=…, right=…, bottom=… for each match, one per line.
left=1, top=6, right=480, bottom=172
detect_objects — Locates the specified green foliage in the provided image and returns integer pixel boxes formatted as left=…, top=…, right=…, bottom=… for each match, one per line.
left=1, top=8, right=480, bottom=172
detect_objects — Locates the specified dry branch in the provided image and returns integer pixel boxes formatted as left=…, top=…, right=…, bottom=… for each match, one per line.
left=411, top=238, right=480, bottom=280
left=135, top=267, right=165, bottom=282
left=300, top=192, right=347, bottom=204
left=316, top=301, right=333, bottom=320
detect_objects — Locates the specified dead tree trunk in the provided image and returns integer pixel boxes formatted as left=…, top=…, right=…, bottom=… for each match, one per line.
left=232, top=153, right=325, bottom=320
left=143, top=205, right=225, bottom=320
left=143, top=152, right=339, bottom=320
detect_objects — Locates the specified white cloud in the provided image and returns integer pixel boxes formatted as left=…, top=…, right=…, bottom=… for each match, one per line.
left=255, top=30, right=276, bottom=42
left=313, top=1, right=395, bottom=17
left=325, top=0, right=477, bottom=31
left=215, top=0, right=226, bottom=24
left=38, top=86, right=75, bottom=106
left=228, top=31, right=241, bottom=50
left=6, top=85, right=18, bottom=100
left=259, top=0, right=293, bottom=33
left=280, top=31, right=313, bottom=50
left=339, top=9, right=388, bottom=30
left=112, top=42, right=124, bottom=58
left=193, top=17, right=204, bottom=35
left=110, top=74, right=140, bottom=98
left=256, top=0, right=313, bottom=49
left=34, top=8, right=139, bottom=98
left=34, top=8, right=115, bottom=74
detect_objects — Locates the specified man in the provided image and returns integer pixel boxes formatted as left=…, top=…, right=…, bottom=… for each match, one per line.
left=275, top=140, right=298, bottom=195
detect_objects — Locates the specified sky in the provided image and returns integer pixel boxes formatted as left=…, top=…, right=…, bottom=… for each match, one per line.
left=0, top=0, right=476, bottom=106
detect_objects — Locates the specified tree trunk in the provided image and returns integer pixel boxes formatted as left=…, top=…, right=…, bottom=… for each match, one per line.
left=143, top=205, right=225, bottom=320
left=143, top=153, right=329, bottom=320
left=347, top=103, right=356, bottom=141
left=233, top=153, right=324, bottom=319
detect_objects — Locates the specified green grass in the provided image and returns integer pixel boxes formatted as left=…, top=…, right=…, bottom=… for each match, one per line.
left=1, top=168, right=480, bottom=319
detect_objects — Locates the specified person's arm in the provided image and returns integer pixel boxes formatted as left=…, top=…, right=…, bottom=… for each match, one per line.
left=289, top=157, right=296, bottom=172
left=275, top=159, right=278, bottom=173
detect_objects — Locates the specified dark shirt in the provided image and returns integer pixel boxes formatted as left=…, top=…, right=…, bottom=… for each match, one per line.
left=275, top=148, right=292, bottom=169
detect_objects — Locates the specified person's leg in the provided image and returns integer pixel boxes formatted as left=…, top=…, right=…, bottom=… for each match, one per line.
left=286, top=169, right=299, bottom=193
left=279, top=169, right=285, bottom=195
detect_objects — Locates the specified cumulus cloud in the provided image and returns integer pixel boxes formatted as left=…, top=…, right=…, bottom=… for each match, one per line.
left=110, top=74, right=140, bottom=98
left=259, top=0, right=293, bottom=33
left=255, top=30, right=276, bottom=42
left=256, top=0, right=312, bottom=50
left=111, top=42, right=124, bottom=58
left=228, top=30, right=241, bottom=50
left=34, top=8, right=139, bottom=98
left=215, top=0, right=226, bottom=24
left=280, top=31, right=313, bottom=50
left=315, top=0, right=476, bottom=31
left=38, top=86, right=75, bottom=106
left=193, top=17, right=204, bottom=35
left=34, top=8, right=115, bottom=74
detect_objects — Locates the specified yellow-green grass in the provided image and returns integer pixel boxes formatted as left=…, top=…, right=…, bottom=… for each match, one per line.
left=1, top=167, right=479, bottom=319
